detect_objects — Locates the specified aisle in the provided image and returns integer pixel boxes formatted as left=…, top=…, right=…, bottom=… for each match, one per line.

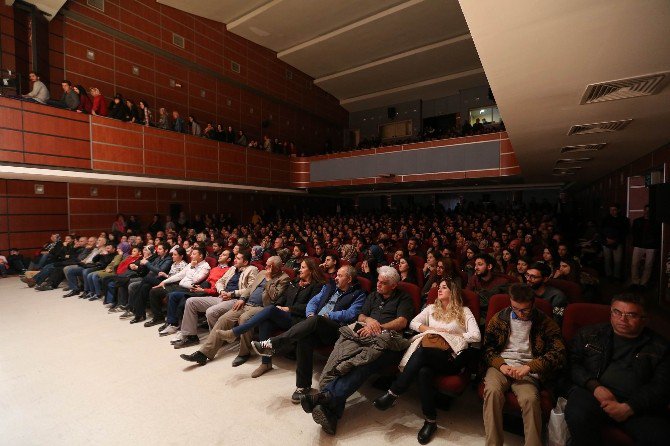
left=0, top=277, right=521, bottom=446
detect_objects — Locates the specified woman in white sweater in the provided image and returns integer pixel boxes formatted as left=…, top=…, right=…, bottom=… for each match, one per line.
left=373, top=279, right=481, bottom=444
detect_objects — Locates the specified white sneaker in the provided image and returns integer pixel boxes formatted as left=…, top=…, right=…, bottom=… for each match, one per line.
left=159, top=325, right=179, bottom=337
left=170, top=332, right=184, bottom=344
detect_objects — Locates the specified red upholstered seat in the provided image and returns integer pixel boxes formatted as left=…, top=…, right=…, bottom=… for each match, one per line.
left=250, top=261, right=264, bottom=271
left=282, top=267, right=296, bottom=280
left=356, top=276, right=373, bottom=293
left=548, top=278, right=584, bottom=303
left=561, top=303, right=635, bottom=446
left=396, top=281, right=421, bottom=315
left=262, top=252, right=270, bottom=262
left=205, top=256, right=217, bottom=268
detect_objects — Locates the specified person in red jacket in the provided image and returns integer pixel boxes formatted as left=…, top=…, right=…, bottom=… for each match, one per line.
left=74, top=85, right=92, bottom=114
left=89, top=87, right=108, bottom=116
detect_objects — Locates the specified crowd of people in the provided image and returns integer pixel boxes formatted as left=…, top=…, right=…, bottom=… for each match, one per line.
left=4, top=199, right=668, bottom=445
left=16, top=72, right=298, bottom=155
left=335, top=119, right=506, bottom=155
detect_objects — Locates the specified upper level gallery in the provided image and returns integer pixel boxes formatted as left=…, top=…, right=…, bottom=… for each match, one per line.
left=0, top=97, right=520, bottom=191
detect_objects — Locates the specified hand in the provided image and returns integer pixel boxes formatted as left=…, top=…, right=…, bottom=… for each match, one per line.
left=191, top=286, right=204, bottom=293
left=594, top=386, right=617, bottom=404
left=357, top=326, right=375, bottom=338
left=220, top=291, right=232, bottom=300
left=508, top=365, right=531, bottom=380
left=232, top=299, right=245, bottom=311
left=601, top=401, right=633, bottom=422
left=158, top=272, right=167, bottom=278
left=500, top=364, right=513, bottom=377
left=278, top=306, right=290, bottom=312
left=364, top=318, right=382, bottom=335
left=152, top=281, right=165, bottom=289
left=307, top=313, right=315, bottom=318
left=129, top=264, right=138, bottom=270
left=190, top=259, right=198, bottom=267
left=140, top=259, right=148, bottom=265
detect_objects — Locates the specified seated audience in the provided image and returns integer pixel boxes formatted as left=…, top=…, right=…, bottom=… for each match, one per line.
left=108, top=94, right=128, bottom=121
left=89, top=87, right=107, bottom=116
left=525, top=262, right=567, bottom=321
left=73, top=85, right=92, bottom=113
left=22, top=71, right=50, bottom=104
left=47, top=80, right=79, bottom=110
left=466, top=253, right=510, bottom=308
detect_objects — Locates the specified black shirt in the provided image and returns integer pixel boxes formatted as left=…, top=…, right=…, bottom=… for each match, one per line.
left=600, top=335, right=639, bottom=401
left=361, top=288, right=414, bottom=326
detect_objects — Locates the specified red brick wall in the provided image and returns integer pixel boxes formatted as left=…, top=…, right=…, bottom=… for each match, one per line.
left=46, top=0, right=347, bottom=154
left=1, top=178, right=319, bottom=255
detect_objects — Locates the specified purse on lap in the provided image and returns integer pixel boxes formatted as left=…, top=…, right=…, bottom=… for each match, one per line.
left=421, top=333, right=451, bottom=351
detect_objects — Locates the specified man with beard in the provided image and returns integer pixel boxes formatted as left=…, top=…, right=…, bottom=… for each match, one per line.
left=466, top=253, right=510, bottom=309
left=524, top=262, right=567, bottom=323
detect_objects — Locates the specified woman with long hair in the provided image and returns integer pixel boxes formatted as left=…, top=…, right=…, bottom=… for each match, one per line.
left=398, top=256, right=418, bottom=285
left=74, top=85, right=92, bottom=113
left=421, top=258, right=461, bottom=301
left=137, top=99, right=152, bottom=126
left=373, top=280, right=481, bottom=444
left=216, top=258, right=326, bottom=378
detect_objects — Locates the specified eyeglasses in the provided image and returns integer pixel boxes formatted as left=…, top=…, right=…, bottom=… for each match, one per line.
left=611, top=308, right=644, bottom=320
left=524, top=273, right=542, bottom=280
left=510, top=304, right=532, bottom=315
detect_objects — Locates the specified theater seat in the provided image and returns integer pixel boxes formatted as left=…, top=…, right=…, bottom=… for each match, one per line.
left=547, top=278, right=584, bottom=303
left=356, top=276, right=373, bottom=293
left=205, top=256, right=217, bottom=268
left=478, top=293, right=555, bottom=422
left=250, top=261, right=264, bottom=271
left=561, top=303, right=634, bottom=446
left=396, top=281, right=421, bottom=315
left=282, top=267, right=296, bottom=280
left=432, top=288, right=481, bottom=396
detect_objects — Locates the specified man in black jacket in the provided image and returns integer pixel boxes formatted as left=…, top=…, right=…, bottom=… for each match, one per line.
left=565, top=294, right=670, bottom=445
left=601, top=203, right=629, bottom=282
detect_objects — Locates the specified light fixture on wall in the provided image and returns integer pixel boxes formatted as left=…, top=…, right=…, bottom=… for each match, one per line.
left=86, top=49, right=95, bottom=61
left=134, top=189, right=142, bottom=199
left=90, top=186, right=98, bottom=197
left=200, top=90, right=206, bottom=98
left=169, top=79, right=176, bottom=87
left=34, top=184, right=44, bottom=195
left=132, top=66, right=139, bottom=76
left=171, top=191, right=177, bottom=199
left=226, top=99, right=232, bottom=106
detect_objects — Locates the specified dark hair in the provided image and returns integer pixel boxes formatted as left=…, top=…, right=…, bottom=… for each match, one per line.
left=172, top=247, right=186, bottom=259
left=611, top=293, right=645, bottom=311
left=529, top=261, right=552, bottom=278
left=30, top=71, right=41, bottom=77
left=302, top=257, right=326, bottom=285
left=475, top=253, right=495, bottom=266
left=191, top=246, right=206, bottom=259
left=400, top=256, right=418, bottom=284
left=139, top=99, right=149, bottom=108
left=239, top=250, right=252, bottom=264
left=158, top=242, right=171, bottom=253
left=76, top=85, right=89, bottom=98
left=62, top=80, right=72, bottom=86
left=509, top=283, right=534, bottom=303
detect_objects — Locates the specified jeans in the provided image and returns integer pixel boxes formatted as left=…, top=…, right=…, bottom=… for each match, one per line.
left=64, top=265, right=90, bottom=292
left=389, top=346, right=469, bottom=419
left=322, top=349, right=404, bottom=418
left=272, top=316, right=341, bottom=388
left=565, top=386, right=670, bottom=446
left=33, top=263, right=56, bottom=284
left=164, top=288, right=192, bottom=324
left=232, top=306, right=293, bottom=364
left=86, top=272, right=104, bottom=296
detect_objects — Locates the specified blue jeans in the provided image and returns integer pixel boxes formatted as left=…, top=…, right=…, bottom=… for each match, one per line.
left=105, top=281, right=116, bottom=304
left=166, top=291, right=190, bottom=325
left=65, top=265, right=84, bottom=291
left=232, top=306, right=292, bottom=364
left=86, top=271, right=104, bottom=295
left=322, top=349, right=404, bottom=418
left=34, top=263, right=56, bottom=284
left=35, top=254, right=51, bottom=270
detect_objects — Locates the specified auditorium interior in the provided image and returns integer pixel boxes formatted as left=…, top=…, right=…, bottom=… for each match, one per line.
left=1, top=1, right=669, bottom=445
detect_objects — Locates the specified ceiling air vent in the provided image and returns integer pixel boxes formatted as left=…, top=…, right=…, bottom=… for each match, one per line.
left=87, top=0, right=104, bottom=12
left=567, top=119, right=632, bottom=136
left=561, top=143, right=607, bottom=153
left=580, top=72, right=669, bottom=104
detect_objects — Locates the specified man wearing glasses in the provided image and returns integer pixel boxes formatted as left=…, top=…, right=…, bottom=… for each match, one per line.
left=565, top=294, right=670, bottom=445
left=525, top=262, right=567, bottom=322
left=482, top=283, right=566, bottom=446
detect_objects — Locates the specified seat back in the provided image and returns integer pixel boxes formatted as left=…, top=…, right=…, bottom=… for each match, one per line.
left=462, top=289, right=481, bottom=322
left=396, top=281, right=421, bottom=315
left=250, top=261, right=264, bottom=271
left=205, top=256, right=217, bottom=268
left=547, top=278, right=584, bottom=303
left=282, top=267, right=296, bottom=280
left=426, top=286, right=438, bottom=305
left=356, top=276, right=373, bottom=293
left=486, top=294, right=552, bottom=324
left=562, top=303, right=610, bottom=342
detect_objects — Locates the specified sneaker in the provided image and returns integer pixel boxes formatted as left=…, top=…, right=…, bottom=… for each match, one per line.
left=159, top=324, right=179, bottom=337
left=251, top=340, right=274, bottom=357
left=173, top=335, right=200, bottom=349
left=104, top=303, right=114, bottom=308
left=108, top=306, right=122, bottom=313
left=35, top=284, right=53, bottom=292
left=170, top=332, right=184, bottom=344
left=291, top=387, right=313, bottom=404
left=119, top=311, right=134, bottom=319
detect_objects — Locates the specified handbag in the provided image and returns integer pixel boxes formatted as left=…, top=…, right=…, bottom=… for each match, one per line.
left=547, top=397, right=570, bottom=446
left=421, top=333, right=451, bottom=351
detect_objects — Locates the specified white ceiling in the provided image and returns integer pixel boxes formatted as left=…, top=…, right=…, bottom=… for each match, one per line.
left=157, top=0, right=485, bottom=113
left=459, top=0, right=670, bottom=185
left=157, top=0, right=670, bottom=185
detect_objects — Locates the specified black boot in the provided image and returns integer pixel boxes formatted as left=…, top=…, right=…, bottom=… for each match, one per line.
left=373, top=391, right=397, bottom=410
left=417, top=420, right=437, bottom=444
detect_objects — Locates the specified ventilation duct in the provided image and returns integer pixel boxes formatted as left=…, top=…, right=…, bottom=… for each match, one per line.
left=561, top=143, right=607, bottom=153
left=580, top=72, right=669, bottom=104
left=567, top=119, right=632, bottom=136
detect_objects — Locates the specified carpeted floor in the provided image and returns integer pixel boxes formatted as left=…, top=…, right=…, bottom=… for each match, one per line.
left=0, top=277, right=523, bottom=446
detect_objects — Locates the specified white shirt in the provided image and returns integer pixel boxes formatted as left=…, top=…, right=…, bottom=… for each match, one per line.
left=164, top=260, right=211, bottom=289
left=409, top=304, right=481, bottom=344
